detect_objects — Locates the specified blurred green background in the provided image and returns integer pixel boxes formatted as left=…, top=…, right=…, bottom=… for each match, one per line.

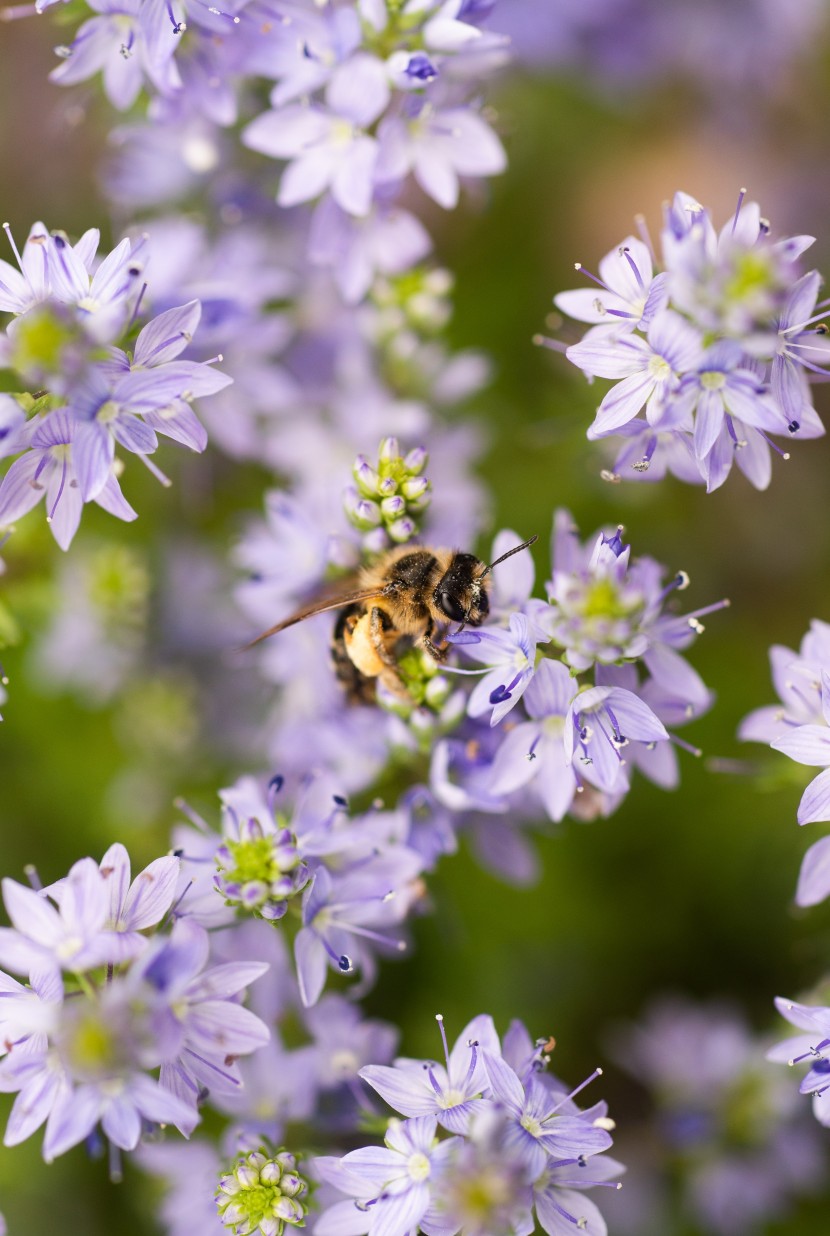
left=4, top=6, right=830, bottom=1234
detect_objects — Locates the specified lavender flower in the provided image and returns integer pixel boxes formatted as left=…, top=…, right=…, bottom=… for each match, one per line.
left=0, top=409, right=137, bottom=550
left=317, top=1012, right=620, bottom=1235
left=0, top=222, right=231, bottom=546
left=481, top=1051, right=612, bottom=1180
left=448, top=612, right=539, bottom=726
left=553, top=190, right=829, bottom=488
left=741, top=627, right=830, bottom=904
left=360, top=1012, right=499, bottom=1134
left=49, top=0, right=181, bottom=111
left=314, top=1113, right=460, bottom=1236
left=0, top=856, right=148, bottom=975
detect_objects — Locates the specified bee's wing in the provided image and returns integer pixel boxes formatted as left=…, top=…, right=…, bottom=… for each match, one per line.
left=242, top=585, right=389, bottom=649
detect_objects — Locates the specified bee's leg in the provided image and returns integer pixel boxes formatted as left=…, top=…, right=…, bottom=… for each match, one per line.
left=369, top=606, right=400, bottom=668
left=332, top=606, right=376, bottom=704
left=422, top=620, right=447, bottom=662
left=368, top=608, right=411, bottom=700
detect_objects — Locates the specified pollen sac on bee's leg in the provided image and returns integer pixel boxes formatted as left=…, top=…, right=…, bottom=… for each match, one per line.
left=331, top=606, right=377, bottom=704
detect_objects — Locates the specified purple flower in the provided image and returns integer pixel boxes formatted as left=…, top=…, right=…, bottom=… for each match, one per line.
left=565, top=685, right=669, bottom=793
left=569, top=310, right=703, bottom=438
left=448, top=612, right=538, bottom=726
left=769, top=670, right=830, bottom=825
left=243, top=55, right=390, bottom=218
left=0, top=410, right=136, bottom=550
left=44, top=229, right=143, bottom=343
left=0, top=856, right=147, bottom=976
left=482, top=1051, right=612, bottom=1180
left=487, top=659, right=580, bottom=822
left=553, top=190, right=830, bottom=489
left=0, top=221, right=52, bottom=315
left=45, top=842, right=180, bottom=953
left=769, top=998, right=830, bottom=1126
left=314, top=1113, right=459, bottom=1236
left=533, top=1153, right=624, bottom=1236
left=554, top=236, right=667, bottom=331
left=308, top=198, right=432, bottom=305
left=137, top=918, right=270, bottom=1125
left=770, top=271, right=830, bottom=440
left=49, top=0, right=182, bottom=111
left=0, top=965, right=62, bottom=1055
left=0, top=1034, right=193, bottom=1160
left=360, top=1012, right=500, bottom=1133
left=376, top=103, right=506, bottom=210
left=739, top=625, right=830, bottom=746
left=294, top=852, right=423, bottom=1007
left=303, top=993, right=398, bottom=1092
left=612, top=997, right=824, bottom=1233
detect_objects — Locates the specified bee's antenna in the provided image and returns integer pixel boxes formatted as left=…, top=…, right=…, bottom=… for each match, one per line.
left=479, top=533, right=538, bottom=580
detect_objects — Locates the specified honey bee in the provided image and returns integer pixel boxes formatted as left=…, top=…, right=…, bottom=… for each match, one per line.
left=246, top=534, right=538, bottom=702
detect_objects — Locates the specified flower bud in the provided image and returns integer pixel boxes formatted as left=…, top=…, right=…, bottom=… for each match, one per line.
left=378, top=436, right=400, bottom=463
left=216, top=1147, right=308, bottom=1235
left=404, top=446, right=428, bottom=474
left=381, top=495, right=406, bottom=520
left=388, top=516, right=417, bottom=544
left=353, top=456, right=380, bottom=497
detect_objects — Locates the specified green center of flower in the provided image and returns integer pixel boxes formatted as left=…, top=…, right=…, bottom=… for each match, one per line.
left=700, top=369, right=727, bottom=391
left=225, top=835, right=282, bottom=887
left=10, top=306, right=74, bottom=377
left=59, top=1005, right=126, bottom=1080
left=520, top=1113, right=543, bottom=1138
left=724, top=251, right=776, bottom=305
left=579, top=578, right=639, bottom=621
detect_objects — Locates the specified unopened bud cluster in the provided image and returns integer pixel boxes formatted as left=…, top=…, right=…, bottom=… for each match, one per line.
left=378, top=646, right=466, bottom=750
left=372, top=267, right=454, bottom=338
left=344, top=437, right=431, bottom=550
left=214, top=817, right=310, bottom=923
left=216, top=1147, right=308, bottom=1236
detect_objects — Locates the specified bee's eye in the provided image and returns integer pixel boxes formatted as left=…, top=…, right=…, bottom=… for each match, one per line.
left=438, top=591, right=467, bottom=623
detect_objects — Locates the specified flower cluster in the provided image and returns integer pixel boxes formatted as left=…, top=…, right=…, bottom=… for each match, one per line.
left=314, top=1012, right=622, bottom=1236
left=0, top=843, right=270, bottom=1161
left=606, top=998, right=825, bottom=1235
left=172, top=772, right=425, bottom=1007
left=739, top=619, right=830, bottom=906
left=550, top=190, right=828, bottom=491
left=740, top=621, right=830, bottom=1130
left=42, top=0, right=509, bottom=283
left=242, top=0, right=508, bottom=230
left=0, top=221, right=230, bottom=547
left=432, top=508, right=722, bottom=839
left=741, top=620, right=830, bottom=1130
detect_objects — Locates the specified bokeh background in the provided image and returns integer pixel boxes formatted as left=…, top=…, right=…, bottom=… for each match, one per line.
left=4, top=2, right=830, bottom=1232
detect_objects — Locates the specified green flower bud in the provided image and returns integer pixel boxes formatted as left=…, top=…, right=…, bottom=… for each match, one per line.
left=216, top=1147, right=309, bottom=1236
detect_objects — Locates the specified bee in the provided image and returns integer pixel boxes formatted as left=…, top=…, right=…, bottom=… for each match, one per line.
left=246, top=534, right=538, bottom=703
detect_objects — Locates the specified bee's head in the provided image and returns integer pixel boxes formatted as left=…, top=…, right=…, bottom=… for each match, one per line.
left=434, top=553, right=490, bottom=627
left=434, top=535, right=538, bottom=632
